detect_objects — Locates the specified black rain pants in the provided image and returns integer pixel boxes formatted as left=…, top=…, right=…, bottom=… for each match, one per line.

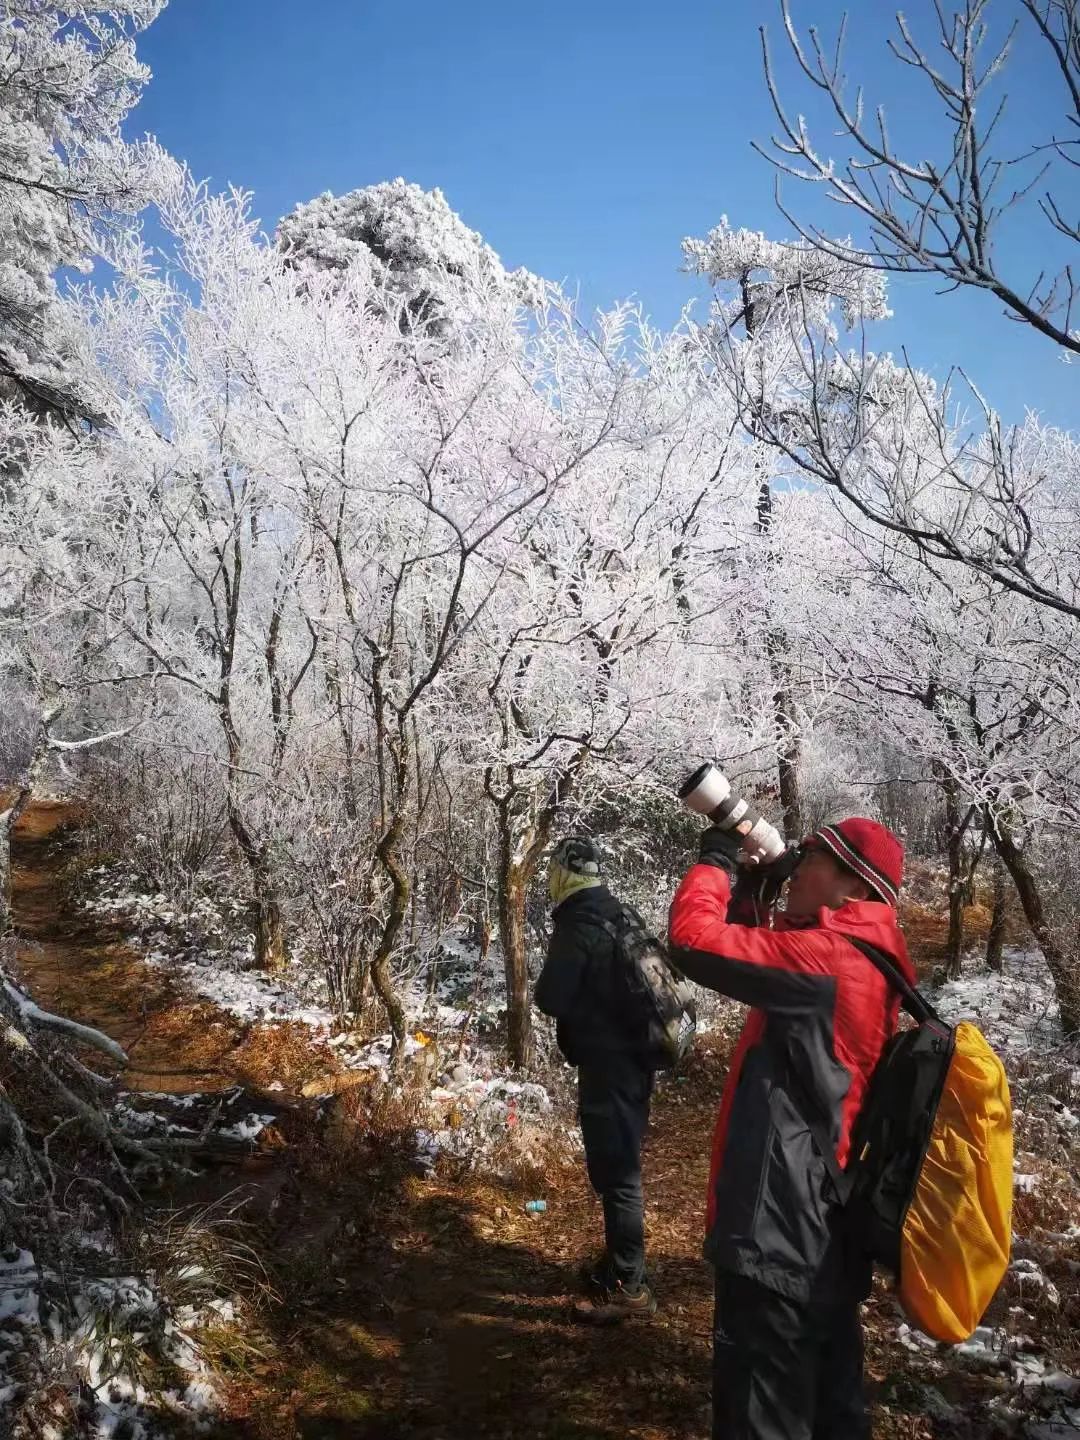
left=712, top=1271, right=870, bottom=1439
left=577, top=1052, right=654, bottom=1291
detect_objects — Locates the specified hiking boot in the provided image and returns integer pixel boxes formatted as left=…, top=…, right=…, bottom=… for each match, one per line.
left=577, top=1253, right=611, bottom=1294
left=574, top=1280, right=657, bottom=1325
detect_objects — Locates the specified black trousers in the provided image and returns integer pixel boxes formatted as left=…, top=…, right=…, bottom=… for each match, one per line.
left=712, top=1272, right=870, bottom=1440
left=577, top=1053, right=654, bottom=1290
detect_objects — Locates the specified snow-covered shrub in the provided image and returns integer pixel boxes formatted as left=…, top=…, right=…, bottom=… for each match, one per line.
left=84, top=746, right=228, bottom=910
left=277, top=177, right=542, bottom=340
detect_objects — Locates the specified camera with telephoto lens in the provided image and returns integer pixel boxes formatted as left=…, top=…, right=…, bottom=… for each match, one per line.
left=677, top=762, right=790, bottom=865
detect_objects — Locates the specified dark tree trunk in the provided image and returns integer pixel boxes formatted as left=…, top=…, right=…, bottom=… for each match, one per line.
left=488, top=746, right=590, bottom=1070
left=757, top=477, right=802, bottom=840
left=942, top=777, right=965, bottom=980
left=225, top=798, right=288, bottom=973
left=497, top=857, right=532, bottom=1071
left=371, top=740, right=411, bottom=1065
left=493, top=786, right=537, bottom=1071
left=772, top=646, right=804, bottom=842
left=985, top=856, right=1007, bottom=974
left=253, top=894, right=287, bottom=973
left=989, top=820, right=1080, bottom=1037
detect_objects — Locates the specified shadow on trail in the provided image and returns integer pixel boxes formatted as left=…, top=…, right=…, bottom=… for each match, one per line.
left=213, top=1170, right=714, bottom=1440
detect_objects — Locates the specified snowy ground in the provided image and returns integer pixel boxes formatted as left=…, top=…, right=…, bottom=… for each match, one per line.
left=80, top=863, right=513, bottom=1037
left=80, top=867, right=338, bottom=1028
left=0, top=1239, right=229, bottom=1440
left=898, top=1317, right=1080, bottom=1431
left=78, top=862, right=567, bottom=1180
left=0, top=1067, right=278, bottom=1439
left=933, top=948, right=1063, bottom=1055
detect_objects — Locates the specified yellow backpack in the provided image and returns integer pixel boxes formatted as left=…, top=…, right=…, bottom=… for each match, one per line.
left=796, top=940, right=1014, bottom=1342
left=841, top=942, right=1013, bottom=1343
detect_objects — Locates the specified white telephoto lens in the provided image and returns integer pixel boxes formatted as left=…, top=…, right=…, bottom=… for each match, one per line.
left=682, top=764, right=731, bottom=816
left=745, top=816, right=786, bottom=861
left=720, top=797, right=750, bottom=830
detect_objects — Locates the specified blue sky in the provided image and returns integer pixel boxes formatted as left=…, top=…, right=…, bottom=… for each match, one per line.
left=128, top=0, right=1075, bottom=429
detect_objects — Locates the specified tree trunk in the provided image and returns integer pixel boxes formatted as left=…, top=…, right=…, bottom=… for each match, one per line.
left=225, top=803, right=288, bottom=973
left=254, top=893, right=287, bottom=973
left=493, top=785, right=534, bottom=1071
left=746, top=297, right=803, bottom=842
left=985, top=856, right=1007, bottom=974
left=487, top=746, right=589, bottom=1071
left=220, top=677, right=288, bottom=973
left=497, top=855, right=532, bottom=1071
left=371, top=737, right=411, bottom=1065
left=772, top=648, right=803, bottom=841
left=989, top=820, right=1080, bottom=1037
left=370, top=944, right=406, bottom=1061
left=370, top=853, right=409, bottom=1060
left=942, top=777, right=965, bottom=979
left=757, top=477, right=802, bottom=840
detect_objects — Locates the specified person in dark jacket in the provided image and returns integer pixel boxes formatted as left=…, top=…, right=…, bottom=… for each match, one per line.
left=668, top=817, right=912, bottom=1440
left=534, top=836, right=656, bottom=1324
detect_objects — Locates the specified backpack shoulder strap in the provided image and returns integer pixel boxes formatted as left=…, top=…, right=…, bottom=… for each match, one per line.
left=583, top=904, right=645, bottom=942
left=786, top=935, right=942, bottom=1204
left=844, top=936, right=944, bottom=1028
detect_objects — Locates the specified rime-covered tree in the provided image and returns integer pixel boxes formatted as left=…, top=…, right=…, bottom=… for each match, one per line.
left=684, top=216, right=890, bottom=837
left=746, top=0, right=1080, bottom=623
left=277, top=177, right=541, bottom=340
left=0, top=0, right=166, bottom=418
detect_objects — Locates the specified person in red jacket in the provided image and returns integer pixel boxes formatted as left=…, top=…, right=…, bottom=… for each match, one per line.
left=668, top=817, right=912, bottom=1440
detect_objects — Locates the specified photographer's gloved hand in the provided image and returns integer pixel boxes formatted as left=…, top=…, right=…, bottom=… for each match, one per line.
left=697, top=825, right=743, bottom=873
left=731, top=843, right=803, bottom=909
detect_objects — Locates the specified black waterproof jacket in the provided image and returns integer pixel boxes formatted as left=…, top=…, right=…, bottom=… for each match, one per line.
left=534, top=885, right=640, bottom=1065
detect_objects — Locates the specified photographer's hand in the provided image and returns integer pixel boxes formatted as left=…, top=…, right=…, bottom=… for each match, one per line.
left=731, top=844, right=802, bottom=910
left=697, top=825, right=742, bottom=873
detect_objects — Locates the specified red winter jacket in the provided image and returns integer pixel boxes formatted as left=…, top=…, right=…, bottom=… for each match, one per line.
left=669, top=862, right=915, bottom=1301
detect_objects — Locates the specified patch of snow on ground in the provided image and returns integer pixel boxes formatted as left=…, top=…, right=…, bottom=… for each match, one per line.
left=0, top=1243, right=224, bottom=1438
left=900, top=1322, right=1078, bottom=1392
left=143, top=947, right=337, bottom=1029
left=81, top=868, right=517, bottom=1047
left=1012, top=1259, right=1062, bottom=1308
left=933, top=948, right=1061, bottom=1054
left=217, top=1111, right=275, bottom=1143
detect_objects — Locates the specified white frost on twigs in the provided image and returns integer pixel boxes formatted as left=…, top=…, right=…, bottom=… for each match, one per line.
left=44, top=725, right=136, bottom=752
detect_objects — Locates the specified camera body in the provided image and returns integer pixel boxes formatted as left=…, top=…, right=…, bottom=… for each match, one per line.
left=678, top=762, right=788, bottom=864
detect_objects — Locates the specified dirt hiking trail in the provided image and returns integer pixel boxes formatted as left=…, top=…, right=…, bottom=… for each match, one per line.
left=9, top=801, right=949, bottom=1439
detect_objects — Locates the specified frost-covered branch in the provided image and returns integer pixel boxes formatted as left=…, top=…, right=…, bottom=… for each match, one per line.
left=1, top=980, right=129, bottom=1065
left=757, top=0, right=1080, bottom=356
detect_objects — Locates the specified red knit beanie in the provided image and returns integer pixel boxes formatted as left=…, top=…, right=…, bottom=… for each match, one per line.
left=806, top=818, right=904, bottom=906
